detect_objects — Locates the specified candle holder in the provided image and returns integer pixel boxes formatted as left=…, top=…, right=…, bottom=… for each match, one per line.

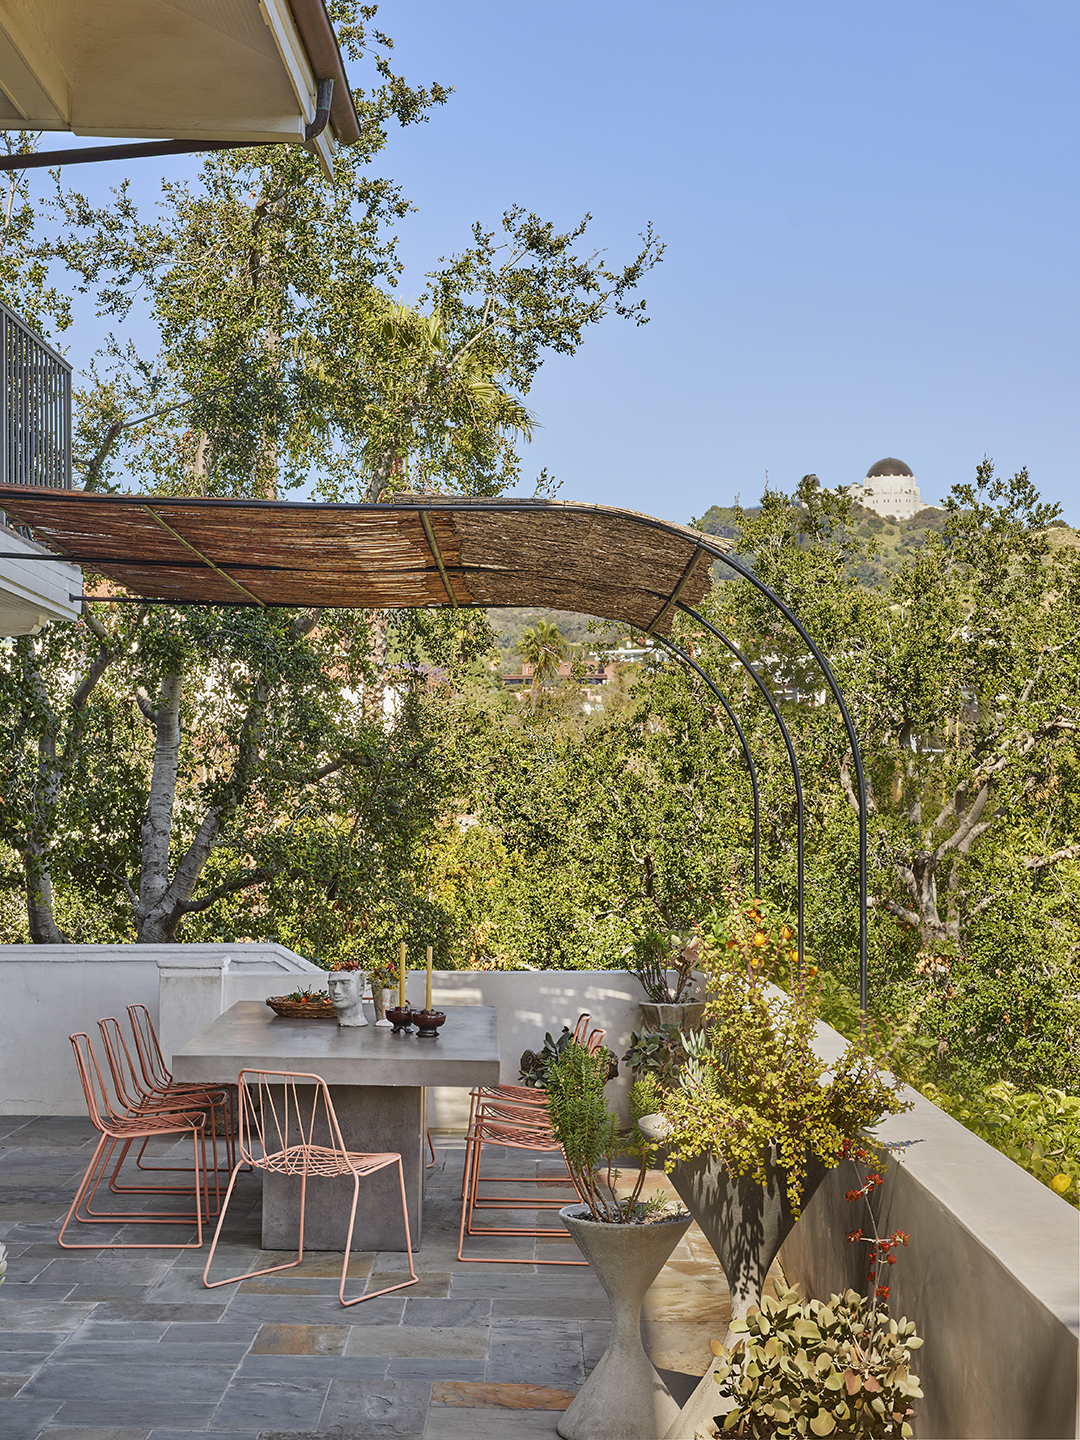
left=386, top=1005, right=416, bottom=1035
left=414, top=1009, right=446, bottom=1039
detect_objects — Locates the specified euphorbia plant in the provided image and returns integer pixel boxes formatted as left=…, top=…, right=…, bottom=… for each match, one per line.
left=659, top=892, right=909, bottom=1213
left=545, top=1038, right=679, bottom=1223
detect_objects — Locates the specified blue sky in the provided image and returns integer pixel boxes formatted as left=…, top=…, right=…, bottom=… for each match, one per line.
left=31, top=0, right=1080, bottom=526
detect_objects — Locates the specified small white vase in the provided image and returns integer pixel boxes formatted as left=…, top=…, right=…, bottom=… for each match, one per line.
left=374, top=987, right=394, bottom=1028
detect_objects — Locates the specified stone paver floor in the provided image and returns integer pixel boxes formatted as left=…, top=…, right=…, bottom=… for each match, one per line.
left=0, top=1115, right=767, bottom=1440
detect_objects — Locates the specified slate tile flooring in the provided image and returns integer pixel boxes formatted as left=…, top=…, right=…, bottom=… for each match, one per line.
left=0, top=1116, right=752, bottom=1439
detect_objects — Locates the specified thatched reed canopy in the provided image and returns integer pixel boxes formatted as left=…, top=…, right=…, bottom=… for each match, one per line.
left=0, top=488, right=728, bottom=634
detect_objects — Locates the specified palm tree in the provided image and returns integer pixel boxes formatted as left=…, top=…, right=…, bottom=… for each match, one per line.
left=517, top=619, right=567, bottom=712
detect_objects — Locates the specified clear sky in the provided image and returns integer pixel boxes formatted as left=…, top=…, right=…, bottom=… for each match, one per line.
left=30, top=0, right=1080, bottom=526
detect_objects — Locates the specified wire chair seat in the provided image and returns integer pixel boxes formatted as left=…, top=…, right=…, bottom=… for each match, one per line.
left=254, top=1143, right=402, bottom=1180
left=203, top=1069, right=418, bottom=1307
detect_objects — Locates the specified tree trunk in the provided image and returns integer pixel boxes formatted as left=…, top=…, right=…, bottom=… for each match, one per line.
left=24, top=839, right=65, bottom=943
left=135, top=672, right=183, bottom=936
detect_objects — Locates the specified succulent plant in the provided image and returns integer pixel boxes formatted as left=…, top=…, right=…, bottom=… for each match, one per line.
left=709, top=1286, right=923, bottom=1438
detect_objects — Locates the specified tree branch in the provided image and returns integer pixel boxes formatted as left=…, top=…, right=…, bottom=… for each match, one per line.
left=178, top=866, right=275, bottom=916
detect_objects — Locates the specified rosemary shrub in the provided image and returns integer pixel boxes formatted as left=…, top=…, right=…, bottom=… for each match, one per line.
left=545, top=1038, right=677, bottom=1223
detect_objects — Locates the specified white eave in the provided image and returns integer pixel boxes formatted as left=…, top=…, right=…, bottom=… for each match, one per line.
left=0, top=521, right=81, bottom=636
left=0, top=0, right=360, bottom=175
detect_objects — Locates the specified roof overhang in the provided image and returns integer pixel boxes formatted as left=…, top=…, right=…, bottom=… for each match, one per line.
left=0, top=487, right=726, bottom=635
left=0, top=0, right=360, bottom=175
left=0, top=519, right=81, bottom=636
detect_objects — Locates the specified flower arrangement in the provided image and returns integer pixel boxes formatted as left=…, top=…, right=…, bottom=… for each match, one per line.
left=367, top=958, right=398, bottom=994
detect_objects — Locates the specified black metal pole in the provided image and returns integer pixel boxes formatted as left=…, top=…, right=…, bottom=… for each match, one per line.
left=676, top=605, right=806, bottom=977
left=651, top=632, right=761, bottom=894
left=0, top=139, right=275, bottom=172
left=687, top=548, right=870, bottom=1014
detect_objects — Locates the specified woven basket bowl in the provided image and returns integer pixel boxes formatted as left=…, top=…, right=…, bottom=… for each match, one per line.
left=265, top=995, right=337, bottom=1019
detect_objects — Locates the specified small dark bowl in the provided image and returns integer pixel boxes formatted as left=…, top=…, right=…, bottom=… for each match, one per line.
left=414, top=1009, right=447, bottom=1038
left=385, top=1005, right=416, bottom=1034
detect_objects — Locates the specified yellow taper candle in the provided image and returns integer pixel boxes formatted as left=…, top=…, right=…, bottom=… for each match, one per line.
left=425, top=945, right=433, bottom=1011
left=399, top=941, right=406, bottom=1006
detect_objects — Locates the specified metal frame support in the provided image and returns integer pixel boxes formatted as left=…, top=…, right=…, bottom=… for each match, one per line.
left=651, top=632, right=761, bottom=895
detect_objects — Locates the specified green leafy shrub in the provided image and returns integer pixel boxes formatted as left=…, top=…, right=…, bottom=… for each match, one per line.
left=922, top=1081, right=1080, bottom=1210
left=545, top=1039, right=677, bottom=1223
left=710, top=1286, right=923, bottom=1438
left=660, top=894, right=909, bottom=1213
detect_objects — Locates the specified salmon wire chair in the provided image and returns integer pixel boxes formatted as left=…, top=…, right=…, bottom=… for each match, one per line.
left=457, top=1014, right=606, bottom=1265
left=203, top=1069, right=418, bottom=1307
left=96, top=1014, right=234, bottom=1197
left=60, top=1031, right=215, bottom=1250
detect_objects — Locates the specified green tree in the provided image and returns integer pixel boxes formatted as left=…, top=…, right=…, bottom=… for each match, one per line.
left=516, top=618, right=567, bottom=712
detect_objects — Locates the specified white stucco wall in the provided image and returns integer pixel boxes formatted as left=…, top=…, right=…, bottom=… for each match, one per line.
left=0, top=943, right=321, bottom=1114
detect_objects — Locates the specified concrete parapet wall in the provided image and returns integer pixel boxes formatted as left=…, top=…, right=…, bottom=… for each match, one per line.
left=0, top=943, right=320, bottom=1115
left=781, top=1020, right=1080, bottom=1439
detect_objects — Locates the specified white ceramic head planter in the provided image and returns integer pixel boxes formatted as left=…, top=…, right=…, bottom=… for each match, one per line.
left=327, top=970, right=368, bottom=1026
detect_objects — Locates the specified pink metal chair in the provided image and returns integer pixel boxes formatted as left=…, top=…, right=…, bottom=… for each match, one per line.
left=59, top=1032, right=212, bottom=1250
left=126, top=1003, right=238, bottom=1161
left=457, top=1092, right=587, bottom=1265
left=203, top=1070, right=419, bottom=1307
left=97, top=1016, right=229, bottom=1206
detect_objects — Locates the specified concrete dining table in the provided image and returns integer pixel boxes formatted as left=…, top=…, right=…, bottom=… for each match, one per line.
left=171, top=1000, right=500, bottom=1250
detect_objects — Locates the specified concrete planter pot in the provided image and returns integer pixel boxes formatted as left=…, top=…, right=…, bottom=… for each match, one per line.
left=557, top=1204, right=692, bottom=1440
left=639, top=1001, right=706, bottom=1032
left=649, top=1139, right=827, bottom=1440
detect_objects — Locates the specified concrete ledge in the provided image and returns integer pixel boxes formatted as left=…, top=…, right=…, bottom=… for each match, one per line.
left=781, top=1023, right=1080, bottom=1439
left=0, top=942, right=320, bottom=1114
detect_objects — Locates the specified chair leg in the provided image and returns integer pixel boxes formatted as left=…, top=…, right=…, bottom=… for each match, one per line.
left=60, top=1129, right=209, bottom=1251
left=340, top=1158, right=418, bottom=1306
left=203, top=1162, right=306, bottom=1289
left=426, top=1128, right=436, bottom=1168
left=456, top=1139, right=587, bottom=1266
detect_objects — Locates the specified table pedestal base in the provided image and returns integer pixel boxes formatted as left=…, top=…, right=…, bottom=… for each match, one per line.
left=261, top=1084, right=426, bottom=1251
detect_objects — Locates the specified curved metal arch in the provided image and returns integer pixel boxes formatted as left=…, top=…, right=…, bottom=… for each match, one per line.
left=668, top=608, right=807, bottom=972
left=678, top=539, right=869, bottom=1013
left=0, top=486, right=869, bottom=1010
left=649, top=633, right=761, bottom=894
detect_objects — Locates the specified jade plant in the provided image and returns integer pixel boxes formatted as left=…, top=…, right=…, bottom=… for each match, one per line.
left=657, top=892, right=909, bottom=1213
left=709, top=1286, right=923, bottom=1438
left=545, top=1037, right=678, bottom=1223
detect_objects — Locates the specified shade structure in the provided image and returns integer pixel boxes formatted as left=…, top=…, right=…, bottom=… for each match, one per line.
left=0, top=487, right=727, bottom=635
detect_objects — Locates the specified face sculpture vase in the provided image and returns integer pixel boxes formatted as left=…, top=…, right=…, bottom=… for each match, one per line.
left=327, top=971, right=368, bottom=1027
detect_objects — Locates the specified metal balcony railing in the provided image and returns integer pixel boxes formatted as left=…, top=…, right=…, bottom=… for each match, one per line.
left=0, top=299, right=71, bottom=490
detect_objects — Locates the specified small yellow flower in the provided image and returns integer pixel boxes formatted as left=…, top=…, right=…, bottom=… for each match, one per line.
left=1051, top=1174, right=1072, bottom=1195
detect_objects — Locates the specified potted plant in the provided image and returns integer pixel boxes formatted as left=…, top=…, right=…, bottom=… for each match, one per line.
left=637, top=893, right=910, bottom=1440
left=630, top=930, right=706, bottom=1031
left=544, top=1038, right=691, bottom=1440
left=702, top=1284, right=923, bottom=1438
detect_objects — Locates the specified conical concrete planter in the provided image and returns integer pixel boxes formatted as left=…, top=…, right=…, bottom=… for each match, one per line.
left=557, top=1204, right=692, bottom=1440
left=653, top=1142, right=828, bottom=1440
